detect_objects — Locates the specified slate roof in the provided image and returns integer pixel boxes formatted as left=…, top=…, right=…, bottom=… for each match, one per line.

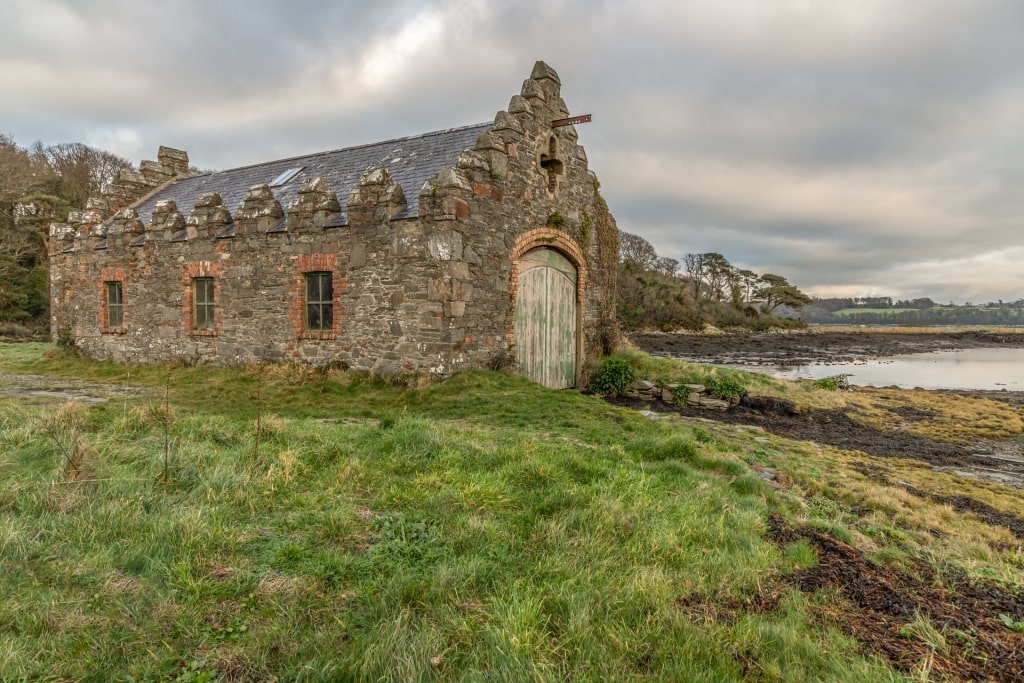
left=130, top=122, right=492, bottom=228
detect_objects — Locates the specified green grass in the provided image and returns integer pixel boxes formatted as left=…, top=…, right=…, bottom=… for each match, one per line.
left=0, top=343, right=1007, bottom=680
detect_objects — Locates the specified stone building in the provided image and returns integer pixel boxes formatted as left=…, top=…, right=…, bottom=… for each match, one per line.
left=48, top=62, right=618, bottom=388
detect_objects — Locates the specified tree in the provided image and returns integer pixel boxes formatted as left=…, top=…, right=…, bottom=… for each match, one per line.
left=756, top=273, right=812, bottom=313
left=39, top=142, right=133, bottom=207
left=0, top=135, right=54, bottom=205
left=912, top=297, right=936, bottom=309
left=735, top=269, right=759, bottom=303
left=683, top=252, right=736, bottom=302
left=702, top=252, right=733, bottom=301
left=683, top=253, right=706, bottom=299
left=618, top=230, right=658, bottom=270
left=1, top=137, right=55, bottom=316
left=654, top=256, right=679, bottom=278
left=0, top=135, right=133, bottom=330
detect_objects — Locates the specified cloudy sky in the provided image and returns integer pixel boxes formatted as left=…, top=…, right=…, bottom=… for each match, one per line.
left=3, top=0, right=1022, bottom=303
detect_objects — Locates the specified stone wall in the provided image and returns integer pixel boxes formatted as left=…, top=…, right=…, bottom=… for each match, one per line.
left=49, top=62, right=618, bottom=382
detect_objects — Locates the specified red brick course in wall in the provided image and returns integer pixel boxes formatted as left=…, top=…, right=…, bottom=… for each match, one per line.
left=181, top=261, right=224, bottom=336
left=290, top=253, right=344, bottom=340
left=508, top=228, right=588, bottom=301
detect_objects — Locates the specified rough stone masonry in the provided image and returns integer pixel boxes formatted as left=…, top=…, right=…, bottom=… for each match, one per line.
left=48, top=62, right=619, bottom=388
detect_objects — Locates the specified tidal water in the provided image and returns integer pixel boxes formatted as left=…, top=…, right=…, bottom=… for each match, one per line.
left=762, top=347, right=1024, bottom=391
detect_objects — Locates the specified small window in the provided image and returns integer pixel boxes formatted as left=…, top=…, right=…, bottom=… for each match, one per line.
left=193, top=277, right=215, bottom=331
left=305, top=272, right=333, bottom=331
left=270, top=167, right=303, bottom=187
left=105, top=281, right=123, bottom=328
left=539, top=136, right=563, bottom=193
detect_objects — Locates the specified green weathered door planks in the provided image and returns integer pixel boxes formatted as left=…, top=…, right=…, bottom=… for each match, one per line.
left=515, top=248, right=577, bottom=388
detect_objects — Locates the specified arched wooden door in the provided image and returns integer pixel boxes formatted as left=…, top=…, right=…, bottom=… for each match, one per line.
left=514, top=247, right=578, bottom=388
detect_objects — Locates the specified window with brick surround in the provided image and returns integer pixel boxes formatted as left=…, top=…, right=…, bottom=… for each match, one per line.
left=105, top=281, right=123, bottom=329
left=192, top=277, right=215, bottom=331
left=305, top=272, right=333, bottom=331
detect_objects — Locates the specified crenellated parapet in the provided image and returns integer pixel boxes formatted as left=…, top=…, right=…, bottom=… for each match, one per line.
left=418, top=166, right=472, bottom=221
left=49, top=222, right=75, bottom=255
left=70, top=145, right=192, bottom=232
left=186, top=193, right=234, bottom=239
left=74, top=207, right=108, bottom=252
left=107, top=207, right=144, bottom=249
left=347, top=168, right=406, bottom=224
left=85, top=197, right=109, bottom=215
left=286, top=177, right=342, bottom=231
left=103, top=169, right=154, bottom=214
left=474, top=130, right=507, bottom=179
left=492, top=110, right=524, bottom=138
left=234, top=184, right=284, bottom=235
left=148, top=199, right=186, bottom=241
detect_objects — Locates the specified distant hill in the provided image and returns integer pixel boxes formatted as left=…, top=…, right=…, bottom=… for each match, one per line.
left=803, top=297, right=1024, bottom=325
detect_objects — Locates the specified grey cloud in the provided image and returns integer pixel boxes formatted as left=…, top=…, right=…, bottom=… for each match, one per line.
left=2, top=0, right=1022, bottom=302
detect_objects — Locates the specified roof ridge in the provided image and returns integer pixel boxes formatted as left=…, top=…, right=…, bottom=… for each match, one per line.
left=187, top=121, right=493, bottom=180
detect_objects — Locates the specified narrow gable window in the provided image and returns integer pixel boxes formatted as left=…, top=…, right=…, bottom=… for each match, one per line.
left=305, top=272, right=333, bottom=331
left=105, top=281, right=123, bottom=329
left=193, top=277, right=215, bottom=331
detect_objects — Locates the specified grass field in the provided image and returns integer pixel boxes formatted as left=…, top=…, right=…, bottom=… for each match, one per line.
left=831, top=308, right=918, bottom=317
left=0, top=344, right=1021, bottom=681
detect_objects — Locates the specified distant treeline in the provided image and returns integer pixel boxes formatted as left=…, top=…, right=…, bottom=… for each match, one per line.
left=802, top=297, right=1024, bottom=326
left=616, top=231, right=809, bottom=331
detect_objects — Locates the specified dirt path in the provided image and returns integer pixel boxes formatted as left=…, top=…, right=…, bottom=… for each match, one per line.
left=0, top=372, right=147, bottom=404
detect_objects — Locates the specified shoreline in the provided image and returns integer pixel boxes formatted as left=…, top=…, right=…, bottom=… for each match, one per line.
left=629, top=328, right=1024, bottom=367
left=624, top=328, right=1024, bottom=491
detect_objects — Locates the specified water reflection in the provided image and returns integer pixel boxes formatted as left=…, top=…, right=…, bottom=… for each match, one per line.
left=765, top=347, right=1024, bottom=390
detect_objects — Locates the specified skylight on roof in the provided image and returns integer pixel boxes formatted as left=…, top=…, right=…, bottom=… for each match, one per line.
left=269, top=167, right=303, bottom=187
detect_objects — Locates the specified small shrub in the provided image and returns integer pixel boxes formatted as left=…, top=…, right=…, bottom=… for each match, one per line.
left=589, top=357, right=636, bottom=396
left=813, top=377, right=839, bottom=391
left=56, top=323, right=76, bottom=351
left=670, top=384, right=694, bottom=403
left=705, top=376, right=746, bottom=401
left=546, top=212, right=566, bottom=228
left=486, top=351, right=512, bottom=371
left=692, top=426, right=715, bottom=444
left=999, top=613, right=1024, bottom=633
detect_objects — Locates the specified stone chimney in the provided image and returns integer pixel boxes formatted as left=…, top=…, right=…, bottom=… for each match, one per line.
left=157, top=146, right=190, bottom=176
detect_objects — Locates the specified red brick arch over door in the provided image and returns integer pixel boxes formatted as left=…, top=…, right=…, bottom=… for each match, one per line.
left=509, top=229, right=587, bottom=389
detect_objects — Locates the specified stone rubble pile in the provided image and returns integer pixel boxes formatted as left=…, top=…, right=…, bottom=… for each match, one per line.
left=624, top=379, right=734, bottom=411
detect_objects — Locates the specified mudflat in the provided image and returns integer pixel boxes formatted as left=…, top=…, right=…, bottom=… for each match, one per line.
left=620, top=327, right=1024, bottom=493
left=630, top=328, right=1024, bottom=366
